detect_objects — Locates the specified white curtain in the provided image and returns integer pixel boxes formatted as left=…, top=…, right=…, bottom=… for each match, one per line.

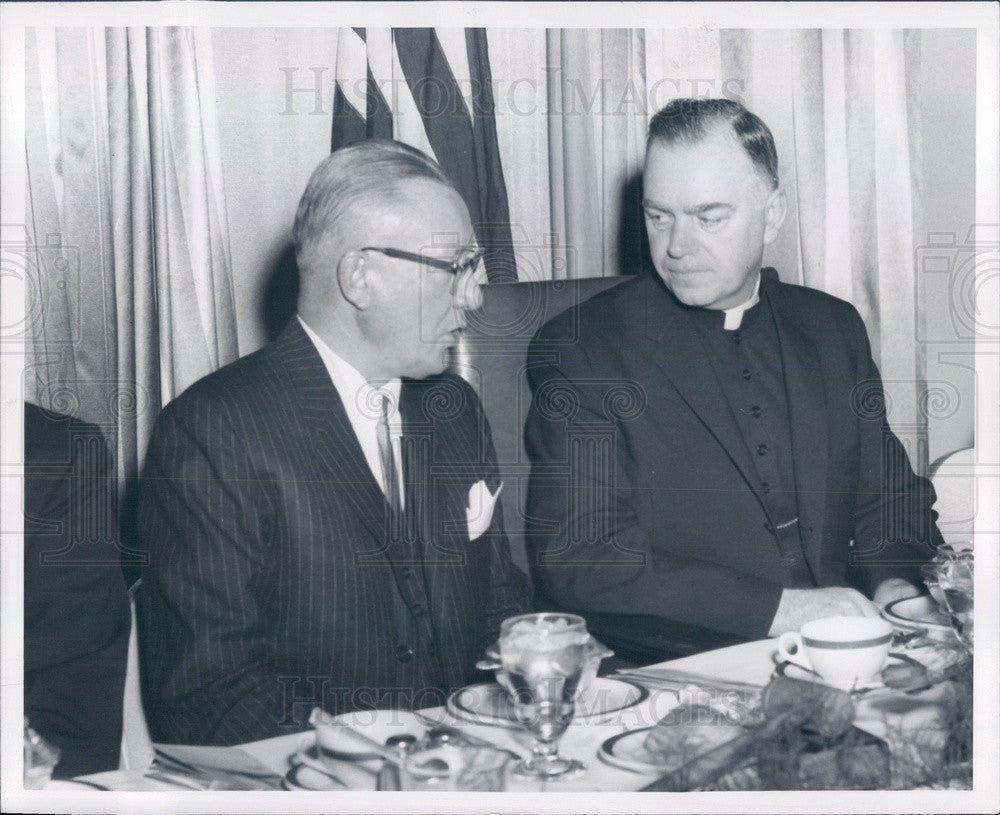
left=21, top=26, right=938, bottom=482
left=25, top=27, right=239, bottom=559
left=487, top=27, right=929, bottom=467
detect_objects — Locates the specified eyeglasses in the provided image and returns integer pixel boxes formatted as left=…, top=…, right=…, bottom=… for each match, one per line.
left=361, top=246, right=485, bottom=278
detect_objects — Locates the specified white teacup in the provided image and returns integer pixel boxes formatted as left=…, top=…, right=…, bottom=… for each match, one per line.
left=777, top=616, right=893, bottom=688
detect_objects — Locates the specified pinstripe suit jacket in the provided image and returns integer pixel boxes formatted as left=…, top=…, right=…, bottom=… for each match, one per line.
left=138, top=320, right=529, bottom=745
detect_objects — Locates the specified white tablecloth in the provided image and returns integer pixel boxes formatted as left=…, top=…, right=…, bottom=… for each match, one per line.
left=73, top=637, right=958, bottom=792
left=238, top=638, right=780, bottom=791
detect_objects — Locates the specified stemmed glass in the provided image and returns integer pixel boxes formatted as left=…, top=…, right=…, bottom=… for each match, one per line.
left=935, top=551, right=974, bottom=651
left=478, top=612, right=612, bottom=780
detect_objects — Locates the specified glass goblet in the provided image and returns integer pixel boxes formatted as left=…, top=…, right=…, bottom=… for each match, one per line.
left=937, top=554, right=974, bottom=651
left=487, top=612, right=610, bottom=781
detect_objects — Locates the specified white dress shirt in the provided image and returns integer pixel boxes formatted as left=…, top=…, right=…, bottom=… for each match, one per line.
left=722, top=272, right=762, bottom=330
left=297, top=316, right=404, bottom=508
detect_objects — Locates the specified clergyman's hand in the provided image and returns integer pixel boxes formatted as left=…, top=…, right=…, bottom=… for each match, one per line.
left=872, top=577, right=922, bottom=610
left=768, top=586, right=880, bottom=637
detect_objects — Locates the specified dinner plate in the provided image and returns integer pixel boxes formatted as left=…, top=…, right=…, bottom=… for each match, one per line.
left=446, top=677, right=648, bottom=726
left=597, top=727, right=664, bottom=773
left=599, top=724, right=885, bottom=778
left=882, top=594, right=953, bottom=640
left=599, top=728, right=763, bottom=789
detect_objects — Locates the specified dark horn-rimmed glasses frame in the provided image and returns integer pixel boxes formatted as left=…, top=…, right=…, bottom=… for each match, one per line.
left=360, top=246, right=485, bottom=279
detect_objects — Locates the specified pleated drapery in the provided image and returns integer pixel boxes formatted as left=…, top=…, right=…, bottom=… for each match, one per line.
left=486, top=27, right=929, bottom=468
left=24, top=27, right=239, bottom=561
left=23, top=26, right=935, bottom=489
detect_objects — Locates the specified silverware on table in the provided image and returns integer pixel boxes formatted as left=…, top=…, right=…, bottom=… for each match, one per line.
left=414, top=719, right=523, bottom=761
left=151, top=748, right=284, bottom=790
left=614, top=668, right=764, bottom=696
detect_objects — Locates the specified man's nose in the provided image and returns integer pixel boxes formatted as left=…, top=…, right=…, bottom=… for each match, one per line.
left=453, top=265, right=485, bottom=313
left=666, top=218, right=696, bottom=259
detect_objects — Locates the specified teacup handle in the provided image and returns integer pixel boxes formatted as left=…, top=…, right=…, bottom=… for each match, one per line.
left=776, top=632, right=812, bottom=670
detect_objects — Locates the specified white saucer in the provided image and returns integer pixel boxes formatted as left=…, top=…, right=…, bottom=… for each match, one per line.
left=447, top=677, right=648, bottom=726
left=283, top=760, right=346, bottom=791
left=882, top=595, right=953, bottom=641
left=774, top=659, right=886, bottom=691
left=310, top=707, right=426, bottom=760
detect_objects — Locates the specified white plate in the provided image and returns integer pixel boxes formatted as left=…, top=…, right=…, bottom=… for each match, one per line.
left=283, top=760, right=345, bottom=791
left=597, top=727, right=669, bottom=774
left=882, top=594, right=953, bottom=639
left=446, top=677, right=648, bottom=726
left=310, top=708, right=426, bottom=760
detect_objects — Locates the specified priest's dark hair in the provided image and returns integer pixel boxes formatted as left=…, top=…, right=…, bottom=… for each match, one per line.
left=647, top=98, right=779, bottom=189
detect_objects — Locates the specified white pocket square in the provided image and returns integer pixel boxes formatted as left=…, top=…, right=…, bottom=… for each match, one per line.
left=466, top=480, right=502, bottom=541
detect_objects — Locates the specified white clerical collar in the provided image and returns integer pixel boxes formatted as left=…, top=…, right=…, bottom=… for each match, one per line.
left=296, top=315, right=402, bottom=428
left=722, top=273, right=761, bottom=330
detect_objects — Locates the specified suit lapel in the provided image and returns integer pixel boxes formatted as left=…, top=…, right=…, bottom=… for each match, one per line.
left=762, top=277, right=830, bottom=576
left=642, top=275, right=763, bottom=499
left=276, top=321, right=388, bottom=549
left=399, top=380, right=471, bottom=563
left=278, top=321, right=442, bottom=658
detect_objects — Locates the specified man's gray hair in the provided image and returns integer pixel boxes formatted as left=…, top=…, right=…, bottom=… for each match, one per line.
left=293, top=138, right=453, bottom=272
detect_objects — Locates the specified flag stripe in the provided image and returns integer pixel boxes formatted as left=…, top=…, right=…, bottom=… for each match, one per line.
left=393, top=28, right=515, bottom=282
left=365, top=65, right=394, bottom=140
left=465, top=28, right=516, bottom=282
left=331, top=27, right=516, bottom=282
left=331, top=83, right=366, bottom=148
left=332, top=28, right=368, bottom=147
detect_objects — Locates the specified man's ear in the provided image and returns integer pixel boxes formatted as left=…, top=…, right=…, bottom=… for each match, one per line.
left=337, top=250, right=372, bottom=310
left=762, top=187, right=787, bottom=246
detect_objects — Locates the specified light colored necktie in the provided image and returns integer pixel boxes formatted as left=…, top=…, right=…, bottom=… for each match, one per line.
left=376, top=393, right=402, bottom=517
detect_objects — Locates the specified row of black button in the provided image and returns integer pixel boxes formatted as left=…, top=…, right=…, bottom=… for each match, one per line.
left=397, top=565, right=436, bottom=663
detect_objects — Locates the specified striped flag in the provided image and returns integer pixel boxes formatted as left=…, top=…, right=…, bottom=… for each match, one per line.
left=332, top=28, right=517, bottom=283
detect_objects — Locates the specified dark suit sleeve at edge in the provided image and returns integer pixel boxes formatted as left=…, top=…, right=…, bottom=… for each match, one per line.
left=844, top=308, right=941, bottom=593
left=138, top=398, right=287, bottom=746
left=524, top=338, right=783, bottom=639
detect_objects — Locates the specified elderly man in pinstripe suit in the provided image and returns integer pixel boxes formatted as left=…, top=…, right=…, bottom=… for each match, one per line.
left=138, top=139, right=530, bottom=746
